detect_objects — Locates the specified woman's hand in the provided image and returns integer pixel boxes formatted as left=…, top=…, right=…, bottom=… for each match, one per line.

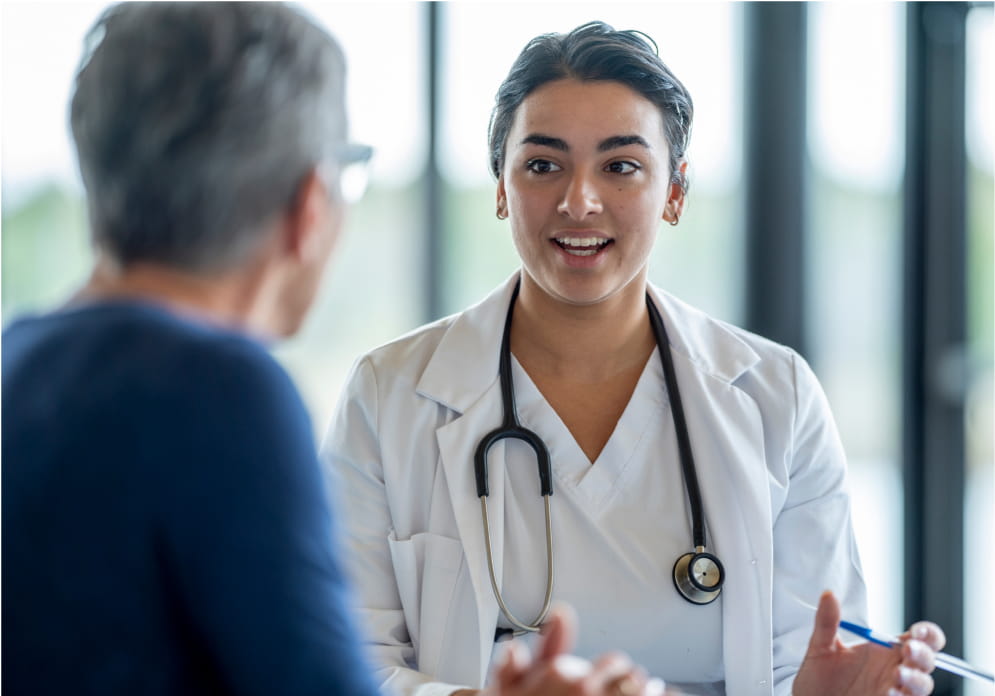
left=461, top=604, right=665, bottom=696
left=793, top=591, right=945, bottom=696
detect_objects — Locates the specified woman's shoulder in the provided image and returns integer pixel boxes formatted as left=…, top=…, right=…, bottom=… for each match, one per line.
left=357, top=312, right=459, bottom=377
left=355, top=278, right=516, bottom=381
left=656, top=287, right=789, bottom=352
left=651, top=287, right=824, bottom=409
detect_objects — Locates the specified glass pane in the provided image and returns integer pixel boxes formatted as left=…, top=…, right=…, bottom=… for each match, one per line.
left=1, top=2, right=106, bottom=318
left=439, top=2, right=744, bottom=324
left=964, top=7, right=994, bottom=694
left=807, top=3, right=905, bottom=633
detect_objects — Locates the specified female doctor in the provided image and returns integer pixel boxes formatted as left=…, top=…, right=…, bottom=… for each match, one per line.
left=322, top=21, right=943, bottom=696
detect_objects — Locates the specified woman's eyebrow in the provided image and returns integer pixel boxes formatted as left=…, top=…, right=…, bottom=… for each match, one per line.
left=521, top=134, right=568, bottom=150
left=598, top=135, right=651, bottom=152
left=519, top=134, right=651, bottom=152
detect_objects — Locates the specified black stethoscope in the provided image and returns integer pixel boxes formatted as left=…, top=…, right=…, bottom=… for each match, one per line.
left=474, top=280, right=725, bottom=635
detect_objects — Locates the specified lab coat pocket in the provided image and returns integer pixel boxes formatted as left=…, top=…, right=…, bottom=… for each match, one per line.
left=387, top=530, right=466, bottom=677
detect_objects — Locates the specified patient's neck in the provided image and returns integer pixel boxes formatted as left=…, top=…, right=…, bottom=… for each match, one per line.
left=73, top=254, right=270, bottom=336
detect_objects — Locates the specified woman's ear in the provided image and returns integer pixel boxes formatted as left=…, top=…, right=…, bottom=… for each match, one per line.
left=496, top=177, right=509, bottom=220
left=662, top=160, right=688, bottom=225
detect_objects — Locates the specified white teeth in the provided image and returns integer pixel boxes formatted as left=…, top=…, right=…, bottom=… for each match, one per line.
left=556, top=237, right=607, bottom=248
left=556, top=237, right=610, bottom=256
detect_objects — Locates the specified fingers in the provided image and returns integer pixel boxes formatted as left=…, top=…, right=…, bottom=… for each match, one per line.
left=550, top=654, right=593, bottom=679
left=805, top=590, right=842, bottom=655
left=536, top=603, right=578, bottom=663
left=888, top=627, right=940, bottom=696
left=518, top=649, right=663, bottom=696
left=905, top=622, right=946, bottom=652
left=495, top=640, right=531, bottom=689
left=889, top=664, right=935, bottom=696
left=589, top=653, right=642, bottom=696
left=602, top=671, right=666, bottom=696
left=889, top=628, right=942, bottom=696
left=644, top=678, right=667, bottom=696
left=605, top=672, right=644, bottom=696
left=590, top=651, right=636, bottom=685
left=901, top=638, right=936, bottom=673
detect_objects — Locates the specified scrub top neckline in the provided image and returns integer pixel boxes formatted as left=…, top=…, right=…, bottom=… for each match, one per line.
left=509, top=348, right=669, bottom=511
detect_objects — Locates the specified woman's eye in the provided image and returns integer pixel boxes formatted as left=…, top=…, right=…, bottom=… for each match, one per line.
left=606, top=160, right=640, bottom=175
left=526, top=159, right=561, bottom=174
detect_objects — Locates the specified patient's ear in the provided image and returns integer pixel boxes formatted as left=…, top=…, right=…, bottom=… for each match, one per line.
left=282, top=168, right=332, bottom=262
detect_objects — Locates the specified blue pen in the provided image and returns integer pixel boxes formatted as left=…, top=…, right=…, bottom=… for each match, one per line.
left=839, top=621, right=994, bottom=683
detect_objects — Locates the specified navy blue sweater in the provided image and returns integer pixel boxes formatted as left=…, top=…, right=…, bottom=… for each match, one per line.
left=2, top=301, right=380, bottom=696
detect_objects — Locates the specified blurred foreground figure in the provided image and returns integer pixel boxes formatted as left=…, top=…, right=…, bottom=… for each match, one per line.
left=2, top=3, right=379, bottom=694
left=1, top=5, right=663, bottom=696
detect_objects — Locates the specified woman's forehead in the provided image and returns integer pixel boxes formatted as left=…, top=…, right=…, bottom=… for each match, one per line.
left=508, top=79, right=667, bottom=147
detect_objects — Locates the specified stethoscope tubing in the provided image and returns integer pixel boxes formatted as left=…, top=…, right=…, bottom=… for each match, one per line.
left=475, top=280, right=554, bottom=633
left=475, top=279, right=722, bottom=632
left=474, top=280, right=553, bottom=499
left=480, top=495, right=553, bottom=634
left=645, top=295, right=708, bottom=550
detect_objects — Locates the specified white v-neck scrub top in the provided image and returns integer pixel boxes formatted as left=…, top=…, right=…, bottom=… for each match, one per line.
left=494, top=351, right=725, bottom=691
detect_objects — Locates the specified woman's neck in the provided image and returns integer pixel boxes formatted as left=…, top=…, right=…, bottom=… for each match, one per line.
left=510, top=272, right=656, bottom=383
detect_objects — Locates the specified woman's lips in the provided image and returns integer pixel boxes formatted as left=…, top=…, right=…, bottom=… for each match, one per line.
left=553, top=236, right=613, bottom=257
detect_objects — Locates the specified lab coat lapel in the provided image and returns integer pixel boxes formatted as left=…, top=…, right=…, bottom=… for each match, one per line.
left=678, top=363, right=774, bottom=695
left=418, top=276, right=520, bottom=686
left=434, top=401, right=505, bottom=685
left=652, top=288, right=775, bottom=696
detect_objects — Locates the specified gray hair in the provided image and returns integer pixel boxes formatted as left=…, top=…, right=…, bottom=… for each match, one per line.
left=70, top=2, right=348, bottom=272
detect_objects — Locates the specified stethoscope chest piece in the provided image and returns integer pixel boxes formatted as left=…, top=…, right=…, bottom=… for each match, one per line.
left=673, top=548, right=725, bottom=605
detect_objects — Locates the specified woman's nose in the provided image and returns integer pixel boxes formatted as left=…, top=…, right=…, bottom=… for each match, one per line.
left=556, top=171, right=603, bottom=220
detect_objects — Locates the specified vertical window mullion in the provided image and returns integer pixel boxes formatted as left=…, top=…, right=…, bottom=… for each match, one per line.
left=903, top=6, right=969, bottom=695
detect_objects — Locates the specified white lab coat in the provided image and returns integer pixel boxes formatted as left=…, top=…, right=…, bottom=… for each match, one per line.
left=322, top=274, right=867, bottom=696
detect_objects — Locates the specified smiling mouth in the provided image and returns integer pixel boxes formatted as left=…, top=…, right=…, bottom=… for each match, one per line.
left=553, top=237, right=613, bottom=256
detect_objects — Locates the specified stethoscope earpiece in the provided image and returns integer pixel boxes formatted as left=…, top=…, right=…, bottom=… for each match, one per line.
left=673, top=548, right=725, bottom=605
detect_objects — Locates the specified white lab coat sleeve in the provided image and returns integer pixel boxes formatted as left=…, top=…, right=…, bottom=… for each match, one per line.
left=770, top=352, right=868, bottom=696
left=320, top=358, right=470, bottom=696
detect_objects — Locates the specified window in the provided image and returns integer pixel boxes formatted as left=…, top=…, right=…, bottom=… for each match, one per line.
left=963, top=6, right=993, bottom=692
left=806, top=2, right=906, bottom=633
